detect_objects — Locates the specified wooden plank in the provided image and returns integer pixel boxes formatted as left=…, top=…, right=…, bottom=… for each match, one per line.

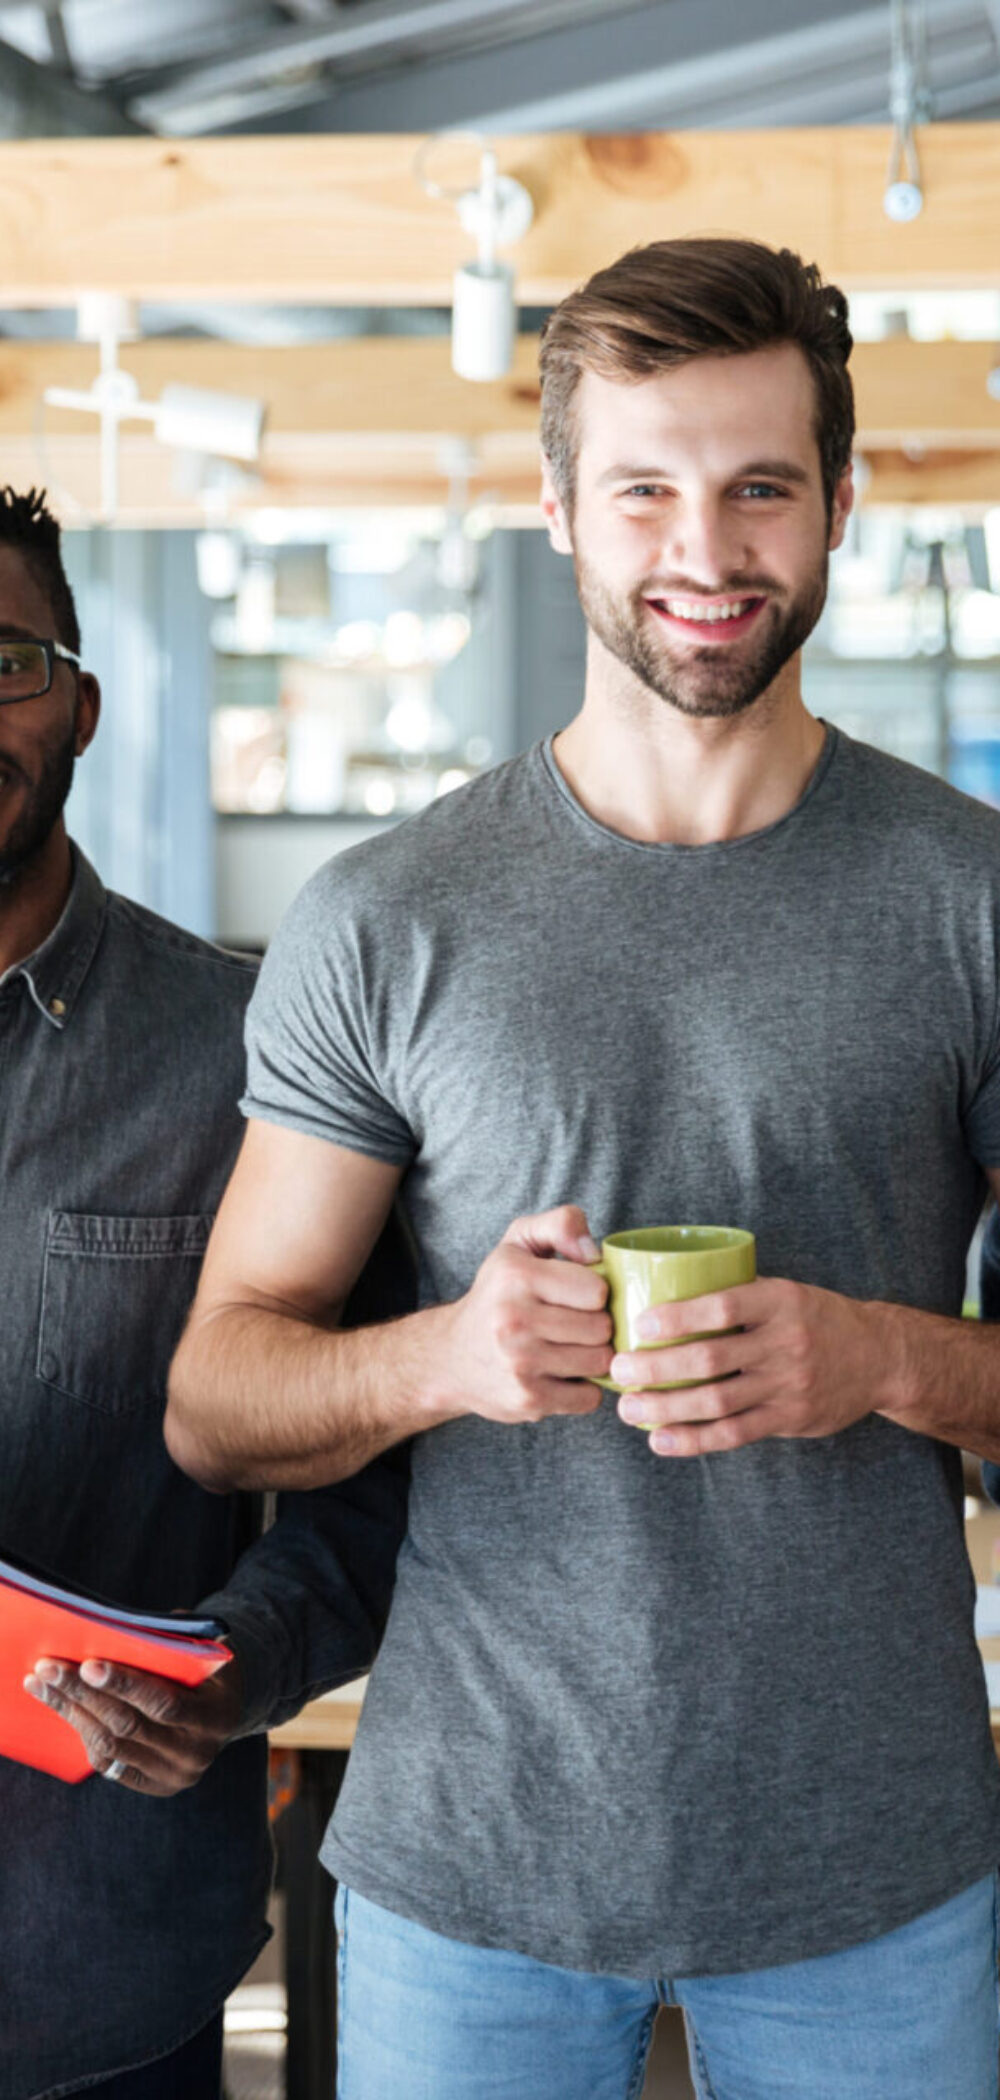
left=6, top=335, right=1000, bottom=449
left=862, top=448, right=1000, bottom=506
left=852, top=340, right=1000, bottom=451
left=0, top=337, right=544, bottom=440
left=0, top=129, right=996, bottom=305
left=6, top=431, right=541, bottom=524
left=15, top=433, right=1000, bottom=525
left=270, top=1688, right=366, bottom=1752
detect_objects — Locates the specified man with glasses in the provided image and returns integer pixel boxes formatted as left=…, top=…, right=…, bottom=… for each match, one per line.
left=0, top=487, right=409, bottom=2100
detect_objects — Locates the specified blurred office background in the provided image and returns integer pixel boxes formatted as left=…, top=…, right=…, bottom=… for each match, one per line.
left=0, top=0, right=987, bottom=952
left=61, top=485, right=1000, bottom=951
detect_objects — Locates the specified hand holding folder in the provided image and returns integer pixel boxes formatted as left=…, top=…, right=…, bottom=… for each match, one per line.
left=0, top=1550, right=231, bottom=1782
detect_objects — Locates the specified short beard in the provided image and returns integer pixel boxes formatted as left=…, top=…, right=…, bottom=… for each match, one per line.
left=0, top=717, right=76, bottom=888
left=574, top=550, right=829, bottom=721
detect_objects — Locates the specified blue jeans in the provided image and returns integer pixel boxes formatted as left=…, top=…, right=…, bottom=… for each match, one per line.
left=334, top=1875, right=1000, bottom=2099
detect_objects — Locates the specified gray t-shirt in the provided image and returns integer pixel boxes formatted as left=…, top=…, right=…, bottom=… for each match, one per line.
left=243, top=725, right=1000, bottom=1977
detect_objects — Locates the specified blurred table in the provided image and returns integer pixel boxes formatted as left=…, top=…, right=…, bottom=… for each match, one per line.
left=270, top=1682, right=367, bottom=2100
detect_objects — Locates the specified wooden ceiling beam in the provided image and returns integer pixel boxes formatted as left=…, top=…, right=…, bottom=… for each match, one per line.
left=7, top=434, right=999, bottom=527
left=4, top=335, right=1000, bottom=450
left=0, top=128, right=997, bottom=304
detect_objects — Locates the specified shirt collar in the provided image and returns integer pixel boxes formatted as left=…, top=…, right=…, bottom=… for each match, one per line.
left=5, top=846, right=107, bottom=1031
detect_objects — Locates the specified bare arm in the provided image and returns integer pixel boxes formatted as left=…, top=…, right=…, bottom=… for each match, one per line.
left=597, top=1167, right=1000, bottom=1461
left=166, top=1119, right=613, bottom=1492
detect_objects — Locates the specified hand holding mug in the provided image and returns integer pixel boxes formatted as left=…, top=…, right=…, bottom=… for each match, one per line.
left=434, top=1204, right=614, bottom=1426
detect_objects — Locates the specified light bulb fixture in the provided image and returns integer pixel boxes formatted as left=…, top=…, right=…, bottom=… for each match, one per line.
left=883, top=0, right=930, bottom=223
left=43, top=295, right=266, bottom=522
left=415, top=136, right=533, bottom=384
left=154, top=385, right=265, bottom=464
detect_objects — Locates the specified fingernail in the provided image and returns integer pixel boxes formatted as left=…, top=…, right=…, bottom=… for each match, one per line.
left=34, top=1660, right=63, bottom=1686
left=635, top=1312, right=659, bottom=1340
left=651, top=1433, right=677, bottom=1454
left=23, top=1674, right=42, bottom=1699
left=610, top=1356, right=635, bottom=1384
left=80, top=1660, right=110, bottom=1687
left=578, top=1235, right=601, bottom=1262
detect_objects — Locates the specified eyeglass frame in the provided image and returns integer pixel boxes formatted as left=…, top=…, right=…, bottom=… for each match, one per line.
left=0, top=636, right=83, bottom=704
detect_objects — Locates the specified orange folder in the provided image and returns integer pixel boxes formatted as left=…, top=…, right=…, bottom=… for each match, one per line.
left=0, top=1561, right=231, bottom=1782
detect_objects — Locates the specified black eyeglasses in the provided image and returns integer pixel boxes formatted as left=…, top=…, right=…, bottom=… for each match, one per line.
left=0, top=638, right=82, bottom=704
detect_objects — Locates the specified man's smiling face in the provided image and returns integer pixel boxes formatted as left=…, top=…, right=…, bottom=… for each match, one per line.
left=543, top=340, right=852, bottom=721
left=0, top=545, right=97, bottom=887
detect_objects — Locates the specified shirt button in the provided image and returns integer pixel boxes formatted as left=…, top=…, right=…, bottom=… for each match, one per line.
left=48, top=997, right=66, bottom=1017
left=40, top=1352, right=59, bottom=1380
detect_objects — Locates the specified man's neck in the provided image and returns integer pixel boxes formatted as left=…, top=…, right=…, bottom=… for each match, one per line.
left=0, top=822, right=73, bottom=976
left=552, top=647, right=826, bottom=848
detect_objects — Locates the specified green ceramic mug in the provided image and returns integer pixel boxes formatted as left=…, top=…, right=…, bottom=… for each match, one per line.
left=591, top=1225, right=756, bottom=1395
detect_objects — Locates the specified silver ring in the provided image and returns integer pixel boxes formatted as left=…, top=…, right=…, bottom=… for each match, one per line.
left=104, top=1758, right=127, bottom=1783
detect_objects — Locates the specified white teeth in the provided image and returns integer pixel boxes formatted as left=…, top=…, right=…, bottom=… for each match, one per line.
left=658, top=598, right=754, bottom=623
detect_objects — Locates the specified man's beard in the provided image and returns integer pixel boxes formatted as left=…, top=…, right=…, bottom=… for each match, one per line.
left=0, top=718, right=76, bottom=888
left=573, top=548, right=829, bottom=721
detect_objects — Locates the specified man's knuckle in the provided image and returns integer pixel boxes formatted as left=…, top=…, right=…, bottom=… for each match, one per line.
left=791, top=1328, right=813, bottom=1378
left=716, top=1417, right=745, bottom=1451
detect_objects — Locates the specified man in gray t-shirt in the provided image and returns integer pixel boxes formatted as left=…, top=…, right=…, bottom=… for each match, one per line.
left=169, top=240, right=1000, bottom=2098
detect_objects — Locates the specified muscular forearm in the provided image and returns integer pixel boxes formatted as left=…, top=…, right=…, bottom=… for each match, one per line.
left=167, top=1298, right=461, bottom=1492
left=876, top=1301, right=1000, bottom=1456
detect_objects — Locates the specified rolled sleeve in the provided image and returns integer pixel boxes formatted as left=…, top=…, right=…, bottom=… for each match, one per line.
left=240, top=860, right=416, bottom=1166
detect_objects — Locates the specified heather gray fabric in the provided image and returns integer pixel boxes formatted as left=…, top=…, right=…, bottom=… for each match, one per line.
left=243, top=725, right=1000, bottom=1977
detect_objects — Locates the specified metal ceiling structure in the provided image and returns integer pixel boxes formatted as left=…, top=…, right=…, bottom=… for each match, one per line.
left=0, top=0, right=997, bottom=136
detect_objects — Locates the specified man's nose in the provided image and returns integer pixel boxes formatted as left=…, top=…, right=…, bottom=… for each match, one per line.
left=657, top=501, right=744, bottom=586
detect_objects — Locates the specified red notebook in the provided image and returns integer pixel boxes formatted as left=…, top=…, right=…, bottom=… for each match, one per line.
left=0, top=1553, right=231, bottom=1782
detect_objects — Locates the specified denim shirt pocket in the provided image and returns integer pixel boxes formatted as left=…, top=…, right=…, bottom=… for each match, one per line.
left=36, top=1211, right=214, bottom=1417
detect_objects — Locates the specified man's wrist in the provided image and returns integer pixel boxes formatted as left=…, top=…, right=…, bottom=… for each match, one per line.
left=395, top=1300, right=469, bottom=1431
left=870, top=1298, right=941, bottom=1427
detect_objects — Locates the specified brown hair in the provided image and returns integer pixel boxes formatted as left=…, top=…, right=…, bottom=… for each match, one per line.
left=538, top=237, right=854, bottom=519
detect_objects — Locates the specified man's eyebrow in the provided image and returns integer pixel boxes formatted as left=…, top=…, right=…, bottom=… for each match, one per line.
left=0, top=624, right=41, bottom=641
left=596, top=463, right=661, bottom=486
left=595, top=458, right=812, bottom=488
left=736, top=459, right=811, bottom=486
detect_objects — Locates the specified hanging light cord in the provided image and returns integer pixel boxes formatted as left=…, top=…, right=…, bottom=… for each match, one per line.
left=884, top=0, right=930, bottom=220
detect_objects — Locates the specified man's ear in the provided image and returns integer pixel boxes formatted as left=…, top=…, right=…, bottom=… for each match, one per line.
left=828, top=463, right=854, bottom=553
left=74, top=673, right=101, bottom=757
left=540, top=454, right=573, bottom=557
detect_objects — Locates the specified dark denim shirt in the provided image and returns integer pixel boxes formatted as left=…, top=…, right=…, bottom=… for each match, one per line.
left=0, top=850, right=410, bottom=2100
